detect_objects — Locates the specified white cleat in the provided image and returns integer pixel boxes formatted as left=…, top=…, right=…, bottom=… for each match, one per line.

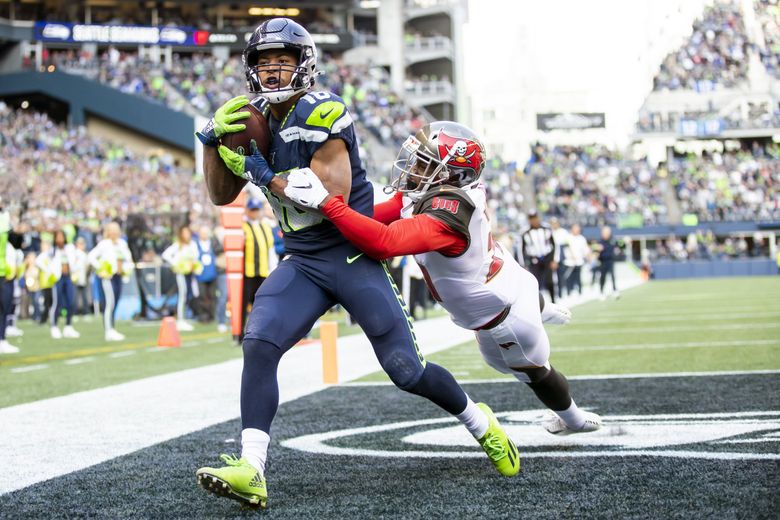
left=176, top=320, right=194, bottom=332
left=5, top=325, right=24, bottom=337
left=62, top=325, right=81, bottom=339
left=105, top=329, right=126, bottom=342
left=217, top=323, right=228, bottom=333
left=0, top=340, right=20, bottom=354
left=51, top=326, right=63, bottom=339
left=541, top=302, right=572, bottom=325
left=542, top=411, right=602, bottom=435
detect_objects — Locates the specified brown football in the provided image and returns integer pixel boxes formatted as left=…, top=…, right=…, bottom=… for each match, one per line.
left=220, top=103, right=271, bottom=157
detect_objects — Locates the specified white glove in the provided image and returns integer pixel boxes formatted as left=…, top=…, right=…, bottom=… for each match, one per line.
left=284, top=168, right=329, bottom=209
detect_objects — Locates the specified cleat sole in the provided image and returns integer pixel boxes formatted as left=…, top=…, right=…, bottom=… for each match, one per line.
left=196, top=472, right=267, bottom=509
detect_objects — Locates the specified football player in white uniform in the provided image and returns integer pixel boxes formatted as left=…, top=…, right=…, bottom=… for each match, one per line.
left=286, top=121, right=602, bottom=435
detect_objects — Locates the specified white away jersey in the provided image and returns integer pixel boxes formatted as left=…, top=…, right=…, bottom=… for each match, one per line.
left=402, top=184, right=530, bottom=330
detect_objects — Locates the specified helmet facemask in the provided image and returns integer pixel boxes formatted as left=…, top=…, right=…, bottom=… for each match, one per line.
left=244, top=45, right=316, bottom=103
left=390, top=134, right=481, bottom=199
left=391, top=135, right=452, bottom=199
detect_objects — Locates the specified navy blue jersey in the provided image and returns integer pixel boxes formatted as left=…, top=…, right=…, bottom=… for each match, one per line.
left=253, top=91, right=374, bottom=254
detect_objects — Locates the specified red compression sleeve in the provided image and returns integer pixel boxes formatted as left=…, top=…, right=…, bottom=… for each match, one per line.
left=322, top=196, right=467, bottom=259
left=372, top=191, right=404, bottom=224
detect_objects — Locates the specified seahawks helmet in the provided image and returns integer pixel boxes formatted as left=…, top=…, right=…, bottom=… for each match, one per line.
left=390, top=121, right=486, bottom=198
left=243, top=18, right=317, bottom=103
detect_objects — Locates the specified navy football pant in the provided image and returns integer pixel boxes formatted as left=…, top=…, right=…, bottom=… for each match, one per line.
left=0, top=277, right=12, bottom=341
left=240, top=243, right=468, bottom=433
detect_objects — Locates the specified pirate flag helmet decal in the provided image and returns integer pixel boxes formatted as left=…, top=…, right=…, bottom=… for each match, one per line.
left=390, top=121, right=486, bottom=197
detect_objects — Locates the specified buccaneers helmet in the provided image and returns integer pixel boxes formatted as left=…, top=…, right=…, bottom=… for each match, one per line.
left=390, top=121, right=486, bottom=197
left=243, top=18, right=318, bottom=103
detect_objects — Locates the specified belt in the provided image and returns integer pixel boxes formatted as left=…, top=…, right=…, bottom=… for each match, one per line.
left=474, top=305, right=511, bottom=331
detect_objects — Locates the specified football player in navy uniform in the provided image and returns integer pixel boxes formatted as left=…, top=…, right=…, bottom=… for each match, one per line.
left=194, top=19, right=518, bottom=508
left=285, top=122, right=602, bottom=441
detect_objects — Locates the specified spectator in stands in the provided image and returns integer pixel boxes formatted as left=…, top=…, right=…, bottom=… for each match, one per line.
left=88, top=222, right=134, bottom=341
left=162, top=225, right=201, bottom=332
left=240, top=199, right=277, bottom=343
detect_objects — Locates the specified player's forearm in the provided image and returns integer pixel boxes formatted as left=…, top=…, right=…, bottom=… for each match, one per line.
left=322, top=197, right=462, bottom=259
left=203, top=146, right=247, bottom=205
left=373, top=192, right=404, bottom=224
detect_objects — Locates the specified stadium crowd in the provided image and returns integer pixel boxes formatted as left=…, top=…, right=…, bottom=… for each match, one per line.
left=652, top=0, right=749, bottom=91
left=524, top=144, right=669, bottom=228
left=757, top=0, right=780, bottom=78
left=669, top=144, right=780, bottom=222
left=649, top=230, right=772, bottom=262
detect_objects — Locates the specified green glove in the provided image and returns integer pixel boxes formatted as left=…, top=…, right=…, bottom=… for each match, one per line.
left=218, top=140, right=275, bottom=187
left=195, top=95, right=251, bottom=147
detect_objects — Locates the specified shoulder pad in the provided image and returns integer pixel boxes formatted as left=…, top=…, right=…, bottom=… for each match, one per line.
left=412, top=186, right=475, bottom=245
left=295, top=91, right=351, bottom=133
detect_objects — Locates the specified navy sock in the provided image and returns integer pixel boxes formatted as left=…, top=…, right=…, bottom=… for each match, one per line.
left=405, top=362, right=468, bottom=415
left=241, top=338, right=284, bottom=432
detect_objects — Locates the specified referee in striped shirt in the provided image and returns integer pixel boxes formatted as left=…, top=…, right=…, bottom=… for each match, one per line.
left=521, top=210, right=559, bottom=303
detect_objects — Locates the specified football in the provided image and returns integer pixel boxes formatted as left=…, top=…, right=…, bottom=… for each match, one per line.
left=220, top=103, right=271, bottom=157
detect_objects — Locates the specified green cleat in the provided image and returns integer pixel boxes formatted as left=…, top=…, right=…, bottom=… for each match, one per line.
left=476, top=403, right=521, bottom=476
left=196, top=454, right=268, bottom=508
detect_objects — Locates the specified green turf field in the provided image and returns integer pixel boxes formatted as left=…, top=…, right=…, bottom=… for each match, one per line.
left=2, top=277, right=777, bottom=408
left=358, top=276, right=780, bottom=382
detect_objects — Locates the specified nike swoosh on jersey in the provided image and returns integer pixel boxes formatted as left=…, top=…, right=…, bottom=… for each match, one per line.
left=319, top=108, right=335, bottom=119
left=346, top=253, right=364, bottom=264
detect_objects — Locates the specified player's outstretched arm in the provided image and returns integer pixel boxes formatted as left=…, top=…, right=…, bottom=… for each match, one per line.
left=285, top=169, right=465, bottom=259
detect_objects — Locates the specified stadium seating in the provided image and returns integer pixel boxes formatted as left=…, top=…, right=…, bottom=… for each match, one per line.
left=652, top=0, right=750, bottom=92
left=669, top=145, right=780, bottom=222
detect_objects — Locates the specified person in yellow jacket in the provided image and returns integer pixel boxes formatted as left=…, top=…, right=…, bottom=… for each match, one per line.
left=240, top=199, right=277, bottom=343
left=0, top=208, right=20, bottom=354
left=162, top=225, right=202, bottom=332
left=4, top=247, right=26, bottom=339
left=87, top=222, right=134, bottom=341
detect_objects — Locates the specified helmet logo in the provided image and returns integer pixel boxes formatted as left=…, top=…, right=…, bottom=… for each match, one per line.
left=437, top=132, right=481, bottom=171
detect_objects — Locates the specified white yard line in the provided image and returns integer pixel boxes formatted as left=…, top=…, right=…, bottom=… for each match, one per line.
left=9, top=364, right=49, bottom=374
left=64, top=357, right=96, bottom=365
left=108, top=351, right=137, bottom=359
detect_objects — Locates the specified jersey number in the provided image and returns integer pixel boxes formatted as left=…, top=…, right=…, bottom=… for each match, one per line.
left=262, top=188, right=323, bottom=233
left=302, top=91, right=331, bottom=104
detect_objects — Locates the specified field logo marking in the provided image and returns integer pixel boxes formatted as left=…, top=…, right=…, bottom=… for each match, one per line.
left=281, top=410, right=780, bottom=461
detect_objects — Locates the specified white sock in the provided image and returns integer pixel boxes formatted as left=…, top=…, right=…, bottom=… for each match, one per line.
left=241, top=428, right=270, bottom=474
left=555, top=400, right=586, bottom=430
left=456, top=397, right=489, bottom=438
